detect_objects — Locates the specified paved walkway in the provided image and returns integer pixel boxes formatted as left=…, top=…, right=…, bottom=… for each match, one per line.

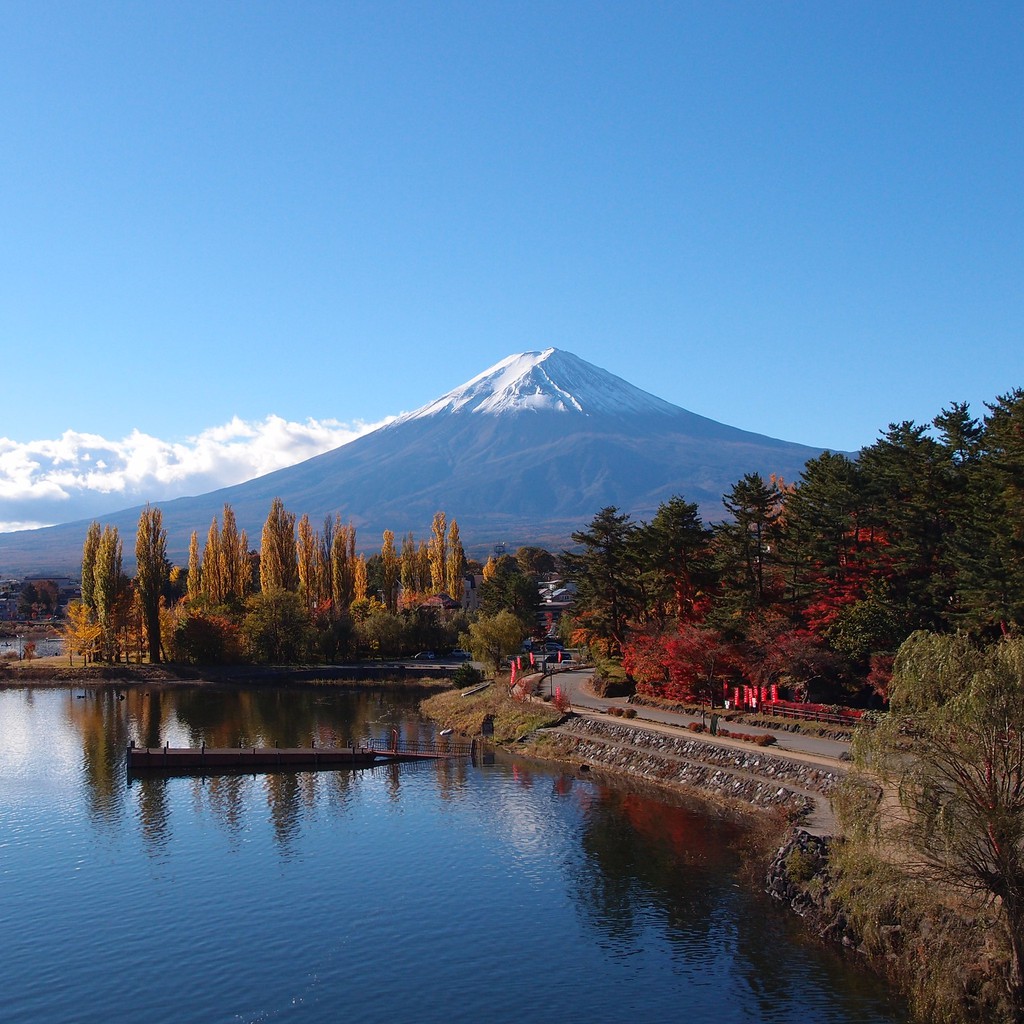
left=542, top=668, right=852, bottom=768
left=536, top=668, right=847, bottom=835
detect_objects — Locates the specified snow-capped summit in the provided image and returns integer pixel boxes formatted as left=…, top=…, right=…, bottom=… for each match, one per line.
left=397, top=348, right=680, bottom=422
left=0, top=348, right=835, bottom=572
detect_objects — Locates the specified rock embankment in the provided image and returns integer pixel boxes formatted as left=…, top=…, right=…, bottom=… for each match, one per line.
left=546, top=716, right=843, bottom=830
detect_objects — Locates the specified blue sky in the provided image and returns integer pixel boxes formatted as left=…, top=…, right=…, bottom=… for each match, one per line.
left=1, top=2, right=1021, bottom=530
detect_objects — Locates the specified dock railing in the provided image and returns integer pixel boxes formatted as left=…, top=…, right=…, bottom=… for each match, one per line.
left=362, top=736, right=473, bottom=759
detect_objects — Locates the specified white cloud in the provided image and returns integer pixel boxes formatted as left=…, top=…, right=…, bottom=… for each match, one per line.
left=0, top=414, right=392, bottom=532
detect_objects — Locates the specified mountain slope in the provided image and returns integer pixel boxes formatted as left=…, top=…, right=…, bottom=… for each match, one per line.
left=0, top=349, right=834, bottom=573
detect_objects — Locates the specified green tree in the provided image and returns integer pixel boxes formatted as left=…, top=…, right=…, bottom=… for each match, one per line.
left=242, top=588, right=312, bottom=663
left=562, top=506, right=639, bottom=656
left=357, top=606, right=405, bottom=659
left=463, top=609, right=526, bottom=675
left=633, top=496, right=711, bottom=626
left=852, top=632, right=1024, bottom=1017
left=80, top=520, right=101, bottom=613
left=134, top=504, right=168, bottom=663
left=713, top=473, right=782, bottom=619
left=479, top=555, right=539, bottom=632
left=858, top=422, right=955, bottom=632
left=516, top=545, right=556, bottom=576
left=94, top=525, right=125, bottom=661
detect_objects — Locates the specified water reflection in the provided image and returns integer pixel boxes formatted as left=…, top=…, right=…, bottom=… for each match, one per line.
left=54, top=683, right=438, bottom=852
left=0, top=685, right=906, bottom=1023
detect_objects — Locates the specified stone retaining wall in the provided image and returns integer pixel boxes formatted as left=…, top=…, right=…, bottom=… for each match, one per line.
left=550, top=716, right=844, bottom=821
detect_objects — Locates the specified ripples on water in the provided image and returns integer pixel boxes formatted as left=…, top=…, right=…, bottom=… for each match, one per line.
left=0, top=686, right=906, bottom=1024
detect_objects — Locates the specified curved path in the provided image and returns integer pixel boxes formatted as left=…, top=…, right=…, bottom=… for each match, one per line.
left=536, top=668, right=846, bottom=836
left=548, top=668, right=852, bottom=764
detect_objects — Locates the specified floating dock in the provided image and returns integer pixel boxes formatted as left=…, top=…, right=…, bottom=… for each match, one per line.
left=127, top=738, right=471, bottom=776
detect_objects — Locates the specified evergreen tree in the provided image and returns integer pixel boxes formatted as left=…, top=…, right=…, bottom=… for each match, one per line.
left=562, top=506, right=639, bottom=655
left=858, top=422, right=956, bottom=632
left=633, top=496, right=711, bottom=626
left=713, top=473, right=783, bottom=620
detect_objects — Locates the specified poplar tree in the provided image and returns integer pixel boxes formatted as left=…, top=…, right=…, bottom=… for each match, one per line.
left=353, top=554, right=368, bottom=603
left=417, top=540, right=432, bottom=593
left=446, top=519, right=466, bottom=602
left=380, top=530, right=399, bottom=612
left=202, top=517, right=223, bottom=605
left=260, top=498, right=298, bottom=592
left=330, top=519, right=355, bottom=613
left=135, top=504, right=168, bottom=663
left=400, top=532, right=418, bottom=603
left=429, top=511, right=447, bottom=593
left=187, top=530, right=202, bottom=600
left=81, top=521, right=101, bottom=613
left=297, top=514, right=318, bottom=610
left=320, top=515, right=336, bottom=609
left=220, top=504, right=249, bottom=602
left=94, top=526, right=124, bottom=661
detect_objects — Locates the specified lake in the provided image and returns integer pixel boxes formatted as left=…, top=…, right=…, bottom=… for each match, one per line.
left=0, top=684, right=906, bottom=1024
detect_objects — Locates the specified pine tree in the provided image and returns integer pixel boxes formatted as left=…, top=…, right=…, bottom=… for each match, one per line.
left=713, top=473, right=783, bottom=619
left=634, top=496, right=711, bottom=626
left=562, top=506, right=639, bottom=656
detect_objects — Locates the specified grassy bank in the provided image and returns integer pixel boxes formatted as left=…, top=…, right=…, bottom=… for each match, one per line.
left=420, top=683, right=563, bottom=742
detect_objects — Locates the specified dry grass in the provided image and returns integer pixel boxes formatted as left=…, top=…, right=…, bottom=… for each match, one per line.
left=420, top=683, right=562, bottom=742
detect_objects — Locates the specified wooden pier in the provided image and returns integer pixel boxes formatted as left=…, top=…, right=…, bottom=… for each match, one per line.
left=127, top=737, right=472, bottom=776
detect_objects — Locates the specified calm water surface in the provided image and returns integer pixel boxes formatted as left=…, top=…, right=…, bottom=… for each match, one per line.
left=0, top=685, right=906, bottom=1024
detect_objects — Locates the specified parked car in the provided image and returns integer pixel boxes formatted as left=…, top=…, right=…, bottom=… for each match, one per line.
left=449, top=649, right=472, bottom=660
left=413, top=651, right=436, bottom=660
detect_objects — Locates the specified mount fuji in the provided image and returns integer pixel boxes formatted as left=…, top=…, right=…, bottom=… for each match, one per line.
left=0, top=349, right=833, bottom=573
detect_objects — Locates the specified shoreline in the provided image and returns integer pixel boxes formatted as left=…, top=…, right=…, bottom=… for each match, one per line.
left=0, top=661, right=457, bottom=690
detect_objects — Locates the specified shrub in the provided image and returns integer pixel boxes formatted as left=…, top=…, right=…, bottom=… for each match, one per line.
left=452, top=663, right=483, bottom=688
